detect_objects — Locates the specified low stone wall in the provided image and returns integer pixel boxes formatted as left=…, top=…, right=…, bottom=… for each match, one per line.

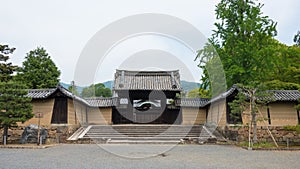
left=0, top=125, right=80, bottom=144
left=218, top=125, right=300, bottom=146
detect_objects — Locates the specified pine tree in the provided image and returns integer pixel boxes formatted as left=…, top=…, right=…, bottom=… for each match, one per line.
left=0, top=44, right=33, bottom=144
left=16, top=47, right=61, bottom=89
left=0, top=45, right=17, bottom=81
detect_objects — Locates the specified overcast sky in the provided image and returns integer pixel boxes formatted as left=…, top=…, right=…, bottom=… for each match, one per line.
left=1, top=0, right=299, bottom=85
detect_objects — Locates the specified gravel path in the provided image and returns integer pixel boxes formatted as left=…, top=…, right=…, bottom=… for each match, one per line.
left=0, top=144, right=299, bottom=169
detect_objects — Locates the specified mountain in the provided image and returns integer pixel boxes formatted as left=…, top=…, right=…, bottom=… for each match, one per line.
left=60, top=82, right=71, bottom=89
left=60, top=81, right=113, bottom=94
left=60, top=80, right=199, bottom=93
left=60, top=82, right=85, bottom=93
left=180, top=80, right=200, bottom=92
left=103, top=81, right=114, bottom=90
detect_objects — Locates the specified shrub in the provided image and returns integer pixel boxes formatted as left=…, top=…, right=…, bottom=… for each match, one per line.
left=283, top=125, right=300, bottom=134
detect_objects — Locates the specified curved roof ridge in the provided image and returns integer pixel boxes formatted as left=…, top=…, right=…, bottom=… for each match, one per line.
left=116, top=69, right=179, bottom=73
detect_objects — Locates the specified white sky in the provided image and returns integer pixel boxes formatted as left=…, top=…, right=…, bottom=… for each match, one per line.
left=1, top=0, right=299, bottom=84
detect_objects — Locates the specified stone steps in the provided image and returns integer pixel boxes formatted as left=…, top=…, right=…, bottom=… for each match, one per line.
left=106, top=140, right=181, bottom=144
left=69, top=125, right=216, bottom=144
left=67, top=127, right=85, bottom=141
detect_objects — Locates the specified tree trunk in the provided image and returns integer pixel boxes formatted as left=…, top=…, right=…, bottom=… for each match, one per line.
left=252, top=113, right=258, bottom=143
left=251, top=90, right=258, bottom=144
left=2, top=126, right=8, bottom=145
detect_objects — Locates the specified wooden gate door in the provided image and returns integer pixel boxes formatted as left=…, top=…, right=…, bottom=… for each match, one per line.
left=51, top=97, right=68, bottom=124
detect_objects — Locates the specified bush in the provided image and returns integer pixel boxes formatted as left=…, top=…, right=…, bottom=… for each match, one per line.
left=283, top=125, right=300, bottom=134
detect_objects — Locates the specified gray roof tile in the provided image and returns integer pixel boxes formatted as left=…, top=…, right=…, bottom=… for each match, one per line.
left=26, top=89, right=56, bottom=99
left=266, top=90, right=300, bottom=101
left=85, top=98, right=114, bottom=107
left=113, top=70, right=182, bottom=91
left=27, top=85, right=113, bottom=107
left=175, top=98, right=209, bottom=107
left=26, top=84, right=299, bottom=108
left=207, top=85, right=300, bottom=105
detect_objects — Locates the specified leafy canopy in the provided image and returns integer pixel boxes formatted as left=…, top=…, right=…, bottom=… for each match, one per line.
left=187, top=88, right=210, bottom=98
left=17, top=47, right=61, bottom=89
left=68, top=85, right=80, bottom=96
left=196, top=0, right=278, bottom=91
left=81, top=83, right=112, bottom=98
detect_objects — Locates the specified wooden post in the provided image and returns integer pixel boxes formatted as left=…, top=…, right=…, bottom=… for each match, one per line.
left=35, top=112, right=43, bottom=145
left=248, top=98, right=252, bottom=150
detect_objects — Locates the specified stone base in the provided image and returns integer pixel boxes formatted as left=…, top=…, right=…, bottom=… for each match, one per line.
left=0, top=125, right=80, bottom=144
left=218, top=125, right=300, bottom=146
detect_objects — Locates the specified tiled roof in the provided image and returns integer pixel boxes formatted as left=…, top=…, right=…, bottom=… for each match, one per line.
left=27, top=84, right=299, bottom=108
left=175, top=98, right=209, bottom=108
left=27, top=89, right=56, bottom=99
left=57, top=86, right=91, bottom=105
left=85, top=98, right=114, bottom=107
left=113, top=70, right=182, bottom=91
left=207, top=85, right=300, bottom=105
left=266, top=90, right=300, bottom=102
left=27, top=85, right=112, bottom=107
left=207, top=86, right=239, bottom=104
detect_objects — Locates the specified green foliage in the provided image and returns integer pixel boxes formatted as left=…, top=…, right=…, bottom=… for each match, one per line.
left=81, top=83, right=112, bottom=98
left=296, top=98, right=300, bottom=111
left=214, top=0, right=277, bottom=87
left=0, top=44, right=33, bottom=144
left=294, top=31, right=300, bottom=46
left=196, top=0, right=279, bottom=92
left=239, top=141, right=275, bottom=148
left=264, top=80, right=300, bottom=90
left=283, top=125, right=300, bottom=134
left=229, top=84, right=274, bottom=116
left=264, top=43, right=300, bottom=90
left=68, top=85, right=80, bottom=96
left=196, top=0, right=299, bottom=92
left=196, top=42, right=227, bottom=96
left=228, top=92, right=247, bottom=121
left=228, top=84, right=274, bottom=143
left=0, top=45, right=17, bottom=82
left=187, top=88, right=210, bottom=98
left=16, top=47, right=61, bottom=89
left=0, top=81, right=33, bottom=127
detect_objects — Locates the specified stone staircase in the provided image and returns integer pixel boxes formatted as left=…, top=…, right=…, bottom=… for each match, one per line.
left=68, top=125, right=217, bottom=144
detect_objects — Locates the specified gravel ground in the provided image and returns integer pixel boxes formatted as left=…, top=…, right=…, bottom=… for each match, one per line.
left=0, top=144, right=299, bottom=169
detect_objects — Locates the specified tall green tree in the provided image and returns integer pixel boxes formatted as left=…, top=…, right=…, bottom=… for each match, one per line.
left=196, top=0, right=277, bottom=90
left=0, top=82, right=33, bottom=144
left=0, top=44, right=33, bottom=144
left=195, top=0, right=282, bottom=145
left=16, top=47, right=60, bottom=89
left=81, top=83, right=112, bottom=98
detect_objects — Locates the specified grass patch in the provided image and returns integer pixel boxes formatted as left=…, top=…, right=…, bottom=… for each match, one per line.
left=283, top=125, right=300, bottom=134
left=239, top=141, right=276, bottom=148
